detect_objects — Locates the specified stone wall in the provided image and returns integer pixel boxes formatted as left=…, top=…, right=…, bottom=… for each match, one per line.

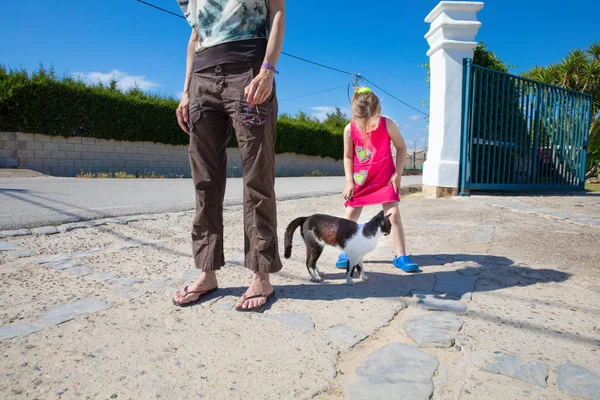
left=0, top=132, right=344, bottom=177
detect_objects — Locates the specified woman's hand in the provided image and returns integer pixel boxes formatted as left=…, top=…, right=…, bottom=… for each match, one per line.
left=245, top=69, right=274, bottom=105
left=176, top=92, right=191, bottom=135
left=388, top=172, right=401, bottom=194
left=342, top=181, right=355, bottom=200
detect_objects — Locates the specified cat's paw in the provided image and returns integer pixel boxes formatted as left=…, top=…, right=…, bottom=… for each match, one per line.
left=360, top=272, right=369, bottom=281
left=345, top=277, right=355, bottom=286
left=311, top=275, right=324, bottom=283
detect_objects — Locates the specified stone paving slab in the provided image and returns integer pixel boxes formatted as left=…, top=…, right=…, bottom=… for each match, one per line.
left=557, top=364, right=600, bottom=400
left=60, top=222, right=89, bottom=232
left=0, top=229, right=31, bottom=237
left=42, top=299, right=114, bottom=325
left=325, top=325, right=369, bottom=350
left=48, top=259, right=83, bottom=271
left=434, top=272, right=479, bottom=300
left=404, top=312, right=463, bottom=348
left=34, top=254, right=71, bottom=265
left=456, top=266, right=481, bottom=276
left=99, top=217, right=129, bottom=225
left=211, top=297, right=237, bottom=311
left=347, top=343, right=439, bottom=400
left=31, top=239, right=158, bottom=265
left=484, top=354, right=548, bottom=388
left=60, top=220, right=106, bottom=232
left=0, top=324, right=45, bottom=340
left=146, top=278, right=185, bottom=293
left=111, top=286, right=147, bottom=300
left=412, top=291, right=467, bottom=314
left=452, top=254, right=487, bottom=264
left=0, top=241, right=18, bottom=251
left=116, top=278, right=144, bottom=286
left=129, top=238, right=158, bottom=246
left=32, top=226, right=59, bottom=235
left=7, top=249, right=34, bottom=258
left=64, top=266, right=93, bottom=277
left=266, top=313, right=315, bottom=333
left=147, top=278, right=170, bottom=292
left=108, top=242, right=139, bottom=250
left=72, top=248, right=107, bottom=258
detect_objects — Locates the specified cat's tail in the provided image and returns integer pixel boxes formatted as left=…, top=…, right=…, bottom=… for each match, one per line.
left=284, top=217, right=307, bottom=259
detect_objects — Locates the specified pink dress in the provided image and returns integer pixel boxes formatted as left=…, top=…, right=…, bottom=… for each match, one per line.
left=345, top=116, right=400, bottom=208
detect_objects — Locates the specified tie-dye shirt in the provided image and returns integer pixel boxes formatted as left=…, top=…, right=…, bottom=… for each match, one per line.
left=178, top=0, right=269, bottom=52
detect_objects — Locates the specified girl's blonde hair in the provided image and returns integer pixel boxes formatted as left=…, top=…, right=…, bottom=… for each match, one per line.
left=351, top=87, right=381, bottom=148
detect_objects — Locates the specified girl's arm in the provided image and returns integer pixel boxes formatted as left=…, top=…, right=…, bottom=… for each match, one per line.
left=343, top=124, right=354, bottom=182
left=386, top=118, right=407, bottom=193
left=342, top=124, right=355, bottom=199
left=245, top=0, right=285, bottom=105
left=387, top=118, right=407, bottom=175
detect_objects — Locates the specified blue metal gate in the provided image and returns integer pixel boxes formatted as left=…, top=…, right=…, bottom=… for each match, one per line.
left=460, top=59, right=592, bottom=192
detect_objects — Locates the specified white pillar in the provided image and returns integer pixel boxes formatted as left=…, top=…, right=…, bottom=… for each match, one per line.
left=422, top=1, right=483, bottom=197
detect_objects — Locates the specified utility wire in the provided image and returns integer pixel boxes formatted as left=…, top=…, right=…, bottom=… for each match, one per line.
left=280, top=84, right=348, bottom=102
left=135, top=0, right=428, bottom=116
left=137, top=0, right=184, bottom=18
left=279, top=53, right=355, bottom=76
left=363, top=77, right=429, bottom=117
left=136, top=0, right=355, bottom=76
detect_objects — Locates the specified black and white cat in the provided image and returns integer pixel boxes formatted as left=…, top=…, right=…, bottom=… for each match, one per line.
left=284, top=210, right=392, bottom=285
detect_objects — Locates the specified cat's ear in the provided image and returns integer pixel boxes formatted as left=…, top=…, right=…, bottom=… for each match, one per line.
left=384, top=213, right=392, bottom=221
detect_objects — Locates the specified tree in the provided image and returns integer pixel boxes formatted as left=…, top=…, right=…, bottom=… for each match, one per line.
left=322, top=107, right=350, bottom=133
left=420, top=41, right=514, bottom=121
left=523, top=42, right=600, bottom=171
left=126, top=81, right=144, bottom=97
left=472, top=41, right=516, bottom=72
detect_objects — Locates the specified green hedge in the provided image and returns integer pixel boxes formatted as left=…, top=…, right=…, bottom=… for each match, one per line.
left=0, top=66, right=343, bottom=160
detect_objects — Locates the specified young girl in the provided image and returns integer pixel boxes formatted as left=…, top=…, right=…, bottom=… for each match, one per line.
left=335, top=87, right=419, bottom=272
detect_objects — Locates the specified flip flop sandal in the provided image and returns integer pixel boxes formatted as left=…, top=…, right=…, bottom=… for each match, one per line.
left=172, top=286, right=219, bottom=307
left=235, top=292, right=275, bottom=313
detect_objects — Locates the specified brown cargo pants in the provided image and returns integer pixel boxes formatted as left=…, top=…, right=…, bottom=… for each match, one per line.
left=187, top=60, right=283, bottom=274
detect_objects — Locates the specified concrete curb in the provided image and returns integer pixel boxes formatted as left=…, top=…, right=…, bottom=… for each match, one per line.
left=0, top=185, right=423, bottom=235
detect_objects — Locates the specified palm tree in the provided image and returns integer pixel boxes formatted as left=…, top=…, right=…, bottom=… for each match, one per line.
left=524, top=43, right=600, bottom=173
left=588, top=42, right=600, bottom=62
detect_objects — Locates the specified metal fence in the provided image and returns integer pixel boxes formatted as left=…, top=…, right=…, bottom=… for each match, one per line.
left=460, top=59, right=592, bottom=192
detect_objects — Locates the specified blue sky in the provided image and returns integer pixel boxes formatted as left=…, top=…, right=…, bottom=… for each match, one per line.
left=1, top=0, right=599, bottom=148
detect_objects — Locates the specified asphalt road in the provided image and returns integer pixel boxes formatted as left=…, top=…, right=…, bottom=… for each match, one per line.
left=0, top=176, right=422, bottom=229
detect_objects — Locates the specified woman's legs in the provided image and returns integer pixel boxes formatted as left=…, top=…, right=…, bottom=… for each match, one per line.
left=224, top=62, right=282, bottom=309
left=174, top=66, right=230, bottom=305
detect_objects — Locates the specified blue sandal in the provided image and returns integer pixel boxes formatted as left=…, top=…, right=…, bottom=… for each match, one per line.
left=335, top=252, right=349, bottom=269
left=393, top=256, right=420, bottom=272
